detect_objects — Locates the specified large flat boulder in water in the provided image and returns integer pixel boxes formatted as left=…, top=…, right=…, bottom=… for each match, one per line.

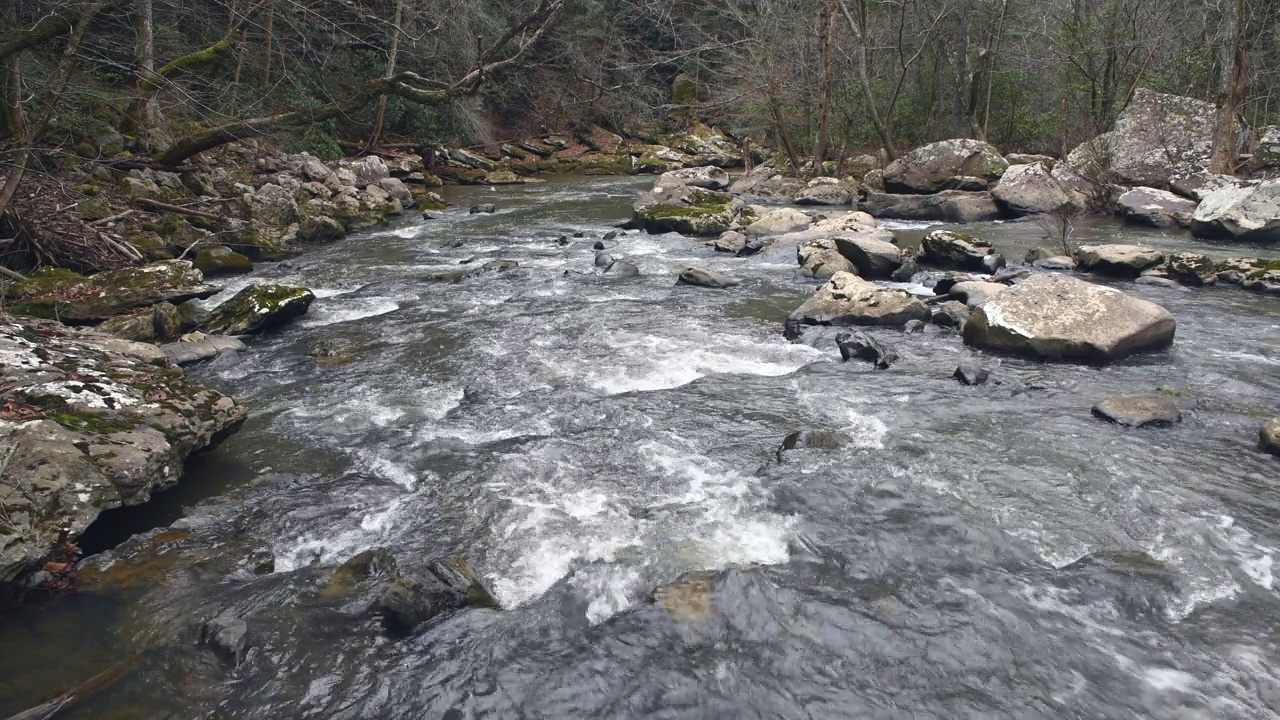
left=1075, top=244, right=1165, bottom=278
left=201, top=284, right=315, bottom=335
left=859, top=191, right=1001, bottom=222
left=785, top=272, right=930, bottom=339
left=963, top=273, right=1176, bottom=363
left=1191, top=179, right=1280, bottom=243
left=632, top=185, right=742, bottom=236
left=0, top=317, right=246, bottom=582
left=3, top=261, right=221, bottom=323
left=883, top=139, right=1008, bottom=194
left=1116, top=187, right=1197, bottom=228
left=992, top=162, right=1081, bottom=216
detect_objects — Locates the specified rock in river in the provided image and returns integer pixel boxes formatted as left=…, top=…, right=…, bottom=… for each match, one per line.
left=677, top=267, right=740, bottom=289
left=1262, top=418, right=1280, bottom=457
left=963, top=273, right=1176, bottom=364
left=776, top=430, right=849, bottom=462
left=836, top=330, right=897, bottom=369
left=1075, top=244, right=1165, bottom=278
left=883, top=138, right=1009, bottom=194
left=858, top=190, right=1002, bottom=223
left=785, top=272, right=930, bottom=340
left=2, top=261, right=220, bottom=323
left=201, top=283, right=316, bottom=335
left=921, top=230, right=998, bottom=271
left=1092, top=393, right=1182, bottom=427
left=0, top=317, right=246, bottom=582
left=632, top=186, right=742, bottom=236
left=833, top=233, right=904, bottom=279
left=1116, top=187, right=1197, bottom=228
left=1191, top=179, right=1280, bottom=243
left=953, top=364, right=990, bottom=385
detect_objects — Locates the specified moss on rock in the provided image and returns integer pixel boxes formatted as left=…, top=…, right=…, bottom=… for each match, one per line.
left=201, top=283, right=315, bottom=335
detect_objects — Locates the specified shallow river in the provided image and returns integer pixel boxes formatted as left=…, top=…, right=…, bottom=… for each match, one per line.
left=2, top=176, right=1280, bottom=719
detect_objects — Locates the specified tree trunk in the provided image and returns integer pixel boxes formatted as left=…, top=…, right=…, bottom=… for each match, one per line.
left=811, top=0, right=835, bottom=172
left=0, top=0, right=127, bottom=63
left=1210, top=0, right=1249, bottom=175
left=367, top=0, right=405, bottom=150
left=129, top=0, right=161, bottom=135
left=0, top=3, right=22, bottom=142
left=262, top=3, right=274, bottom=88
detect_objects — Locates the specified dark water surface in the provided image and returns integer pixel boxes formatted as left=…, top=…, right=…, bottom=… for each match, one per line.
left=2, top=176, right=1279, bottom=719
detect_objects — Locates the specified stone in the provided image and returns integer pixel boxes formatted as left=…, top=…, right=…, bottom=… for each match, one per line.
left=798, top=239, right=856, bottom=279
left=1117, top=187, right=1198, bottom=228
left=795, top=177, right=853, bottom=206
left=193, top=246, right=253, bottom=276
left=953, top=364, right=989, bottom=385
left=470, top=204, right=497, bottom=214
left=744, top=207, right=811, bottom=236
left=1063, top=89, right=1216, bottom=188
left=1169, top=170, right=1243, bottom=202
left=1261, top=418, right=1280, bottom=457
left=858, top=191, right=1002, bottom=222
left=1191, top=179, right=1280, bottom=242
left=1035, top=255, right=1077, bottom=270
left=296, top=215, right=346, bottom=243
left=3, top=261, right=220, bottom=322
left=728, top=166, right=806, bottom=203
left=785, top=272, right=931, bottom=339
left=201, top=284, right=315, bottom=335
left=920, top=230, right=996, bottom=271
left=1091, top=394, right=1181, bottom=428
left=76, top=196, right=113, bottom=222
left=1134, top=275, right=1188, bottom=291
left=992, top=162, right=1081, bottom=216
left=378, top=177, right=415, bottom=206
left=247, top=183, right=299, bottom=227
left=1165, top=252, right=1218, bottom=286
left=448, top=148, right=500, bottom=171
left=963, top=273, right=1176, bottom=364
left=632, top=186, right=742, bottom=236
left=650, top=571, right=716, bottom=624
left=835, top=330, right=897, bottom=369
left=203, top=612, right=250, bottom=666
left=298, top=155, right=330, bottom=181
left=711, top=230, right=747, bottom=253
left=654, top=166, right=731, bottom=191
left=1214, top=258, right=1280, bottom=294
left=949, top=281, right=1008, bottom=308
left=373, top=558, right=497, bottom=636
left=883, top=138, right=1009, bottom=194
left=891, top=258, right=920, bottom=282
left=484, top=170, right=523, bottom=185
left=602, top=260, right=640, bottom=278
left=161, top=335, right=246, bottom=365
left=122, top=177, right=163, bottom=200
left=833, top=233, right=903, bottom=279
left=343, top=155, right=391, bottom=185
left=1075, top=244, right=1165, bottom=278
left=1006, top=153, right=1055, bottom=168
left=776, top=430, right=850, bottom=461
left=932, top=300, right=971, bottom=330
left=0, top=317, right=246, bottom=581
left=677, top=267, right=740, bottom=289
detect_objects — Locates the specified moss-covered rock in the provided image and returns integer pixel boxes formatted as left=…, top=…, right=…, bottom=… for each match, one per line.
left=193, top=246, right=254, bottom=276
left=296, top=215, right=346, bottom=243
left=4, top=261, right=220, bottom=323
left=223, top=231, right=288, bottom=262
left=632, top=186, right=742, bottom=236
left=1165, top=252, right=1218, bottom=286
left=201, top=283, right=315, bottom=335
left=76, top=196, right=113, bottom=221
left=129, top=234, right=176, bottom=262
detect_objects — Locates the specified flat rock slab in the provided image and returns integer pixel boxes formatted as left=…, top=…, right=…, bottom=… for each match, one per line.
left=1092, top=394, right=1181, bottom=427
left=786, top=272, right=930, bottom=339
left=1075, top=244, right=1165, bottom=278
left=162, top=335, right=247, bottom=365
left=677, top=267, right=740, bottom=289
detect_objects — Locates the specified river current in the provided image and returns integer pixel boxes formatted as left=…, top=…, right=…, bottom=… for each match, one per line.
left=2, top=176, right=1279, bottom=718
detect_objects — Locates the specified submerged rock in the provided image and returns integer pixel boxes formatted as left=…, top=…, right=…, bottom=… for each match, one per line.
left=963, top=273, right=1176, bottom=364
left=835, top=330, right=897, bottom=369
left=776, top=430, right=850, bottom=462
left=374, top=557, right=498, bottom=636
left=953, top=364, right=990, bottom=386
left=1261, top=418, right=1280, bottom=457
left=1075, top=244, right=1165, bottom=278
left=677, top=267, right=740, bottom=289
left=202, top=612, right=250, bottom=667
left=201, top=284, right=315, bottom=335
left=0, top=317, right=246, bottom=582
left=1091, top=393, right=1181, bottom=427
left=651, top=571, right=717, bottom=624
left=785, top=272, right=930, bottom=339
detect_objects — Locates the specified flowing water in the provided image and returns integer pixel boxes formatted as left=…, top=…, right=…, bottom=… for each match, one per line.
left=2, top=176, right=1280, bottom=719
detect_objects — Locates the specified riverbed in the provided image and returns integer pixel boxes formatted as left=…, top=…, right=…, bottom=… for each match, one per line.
left=2, top=176, right=1279, bottom=719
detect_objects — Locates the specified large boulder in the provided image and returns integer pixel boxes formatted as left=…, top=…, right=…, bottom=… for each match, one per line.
left=193, top=246, right=253, bottom=277
left=794, top=177, right=854, bottom=206
left=1075, top=244, right=1165, bottom=278
left=785, top=272, right=930, bottom=339
left=2, top=262, right=220, bottom=323
left=1249, top=125, right=1280, bottom=175
left=632, top=186, right=742, bottom=236
left=798, top=239, right=856, bottom=279
left=858, top=191, right=1001, bottom=222
left=1190, top=180, right=1280, bottom=242
left=832, top=233, right=903, bottom=279
left=963, top=273, right=1176, bottom=364
left=1215, top=257, right=1280, bottom=294
left=744, top=207, right=811, bottom=236
left=0, top=317, right=246, bottom=582
left=654, top=166, right=731, bottom=191
left=1116, top=187, right=1198, bottom=228
left=920, top=230, right=996, bottom=271
left=1165, top=252, right=1219, bottom=286
left=1169, top=170, right=1243, bottom=202
left=992, top=162, right=1082, bottom=216
left=883, top=139, right=1009, bottom=194
left=1063, top=89, right=1216, bottom=188
left=246, top=183, right=299, bottom=227
left=201, top=284, right=315, bottom=335
left=1262, top=418, right=1280, bottom=457
left=728, top=166, right=806, bottom=203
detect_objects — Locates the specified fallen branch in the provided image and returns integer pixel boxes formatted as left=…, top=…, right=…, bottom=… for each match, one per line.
left=89, top=210, right=135, bottom=226
left=133, top=198, right=230, bottom=223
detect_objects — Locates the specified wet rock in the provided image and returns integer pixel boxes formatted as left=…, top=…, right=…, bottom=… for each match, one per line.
left=632, top=186, right=742, bottom=236
left=651, top=571, right=716, bottom=623
left=982, top=254, right=1008, bottom=274
left=1134, top=275, right=1188, bottom=291
left=202, top=612, right=250, bottom=667
left=483, top=170, right=523, bottom=185
left=1261, top=418, right=1280, bottom=457
left=1165, top=252, right=1218, bottom=286
left=953, top=364, right=989, bottom=385
left=1117, top=187, right=1198, bottom=228
left=992, top=162, right=1081, bottom=216
left=594, top=252, right=614, bottom=268
left=374, top=558, right=497, bottom=636
left=193, top=246, right=253, bottom=277
left=1091, top=394, right=1181, bottom=427
left=929, top=272, right=974, bottom=296
left=1216, top=258, right=1280, bottom=293
left=795, top=177, right=853, bottom=206
left=296, top=215, right=346, bottom=243
left=711, top=230, right=747, bottom=253
left=785, top=272, right=931, bottom=339
left=798, top=239, right=856, bottom=279
left=161, top=334, right=246, bottom=365
left=1191, top=179, right=1280, bottom=243
left=470, top=203, right=497, bottom=214
left=891, top=258, right=920, bottom=282
left=920, top=230, right=996, bottom=271
left=1075, top=244, right=1165, bottom=278
left=654, top=166, right=731, bottom=191
left=201, top=284, right=315, bottom=335
left=677, top=267, right=740, bottom=289
left=602, top=260, right=640, bottom=278
left=1035, top=255, right=1077, bottom=270
left=592, top=240, right=608, bottom=250
left=883, top=138, right=1008, bottom=194
left=2, top=261, right=220, bottom=323
left=603, top=230, right=620, bottom=241
left=949, top=281, right=1008, bottom=308
left=931, top=300, right=971, bottom=330
left=858, top=190, right=1002, bottom=222
left=903, top=319, right=926, bottom=334
left=963, top=273, right=1176, bottom=364
left=96, top=303, right=183, bottom=343
left=833, top=233, right=903, bottom=279
left=744, top=207, right=811, bottom=236
left=0, top=318, right=246, bottom=581
left=836, top=330, right=897, bottom=369
left=377, top=177, right=415, bottom=207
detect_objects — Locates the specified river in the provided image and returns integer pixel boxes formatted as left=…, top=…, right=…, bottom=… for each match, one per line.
left=2, top=176, right=1279, bottom=718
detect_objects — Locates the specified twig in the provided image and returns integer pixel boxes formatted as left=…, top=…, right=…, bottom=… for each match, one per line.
left=133, top=198, right=229, bottom=222
left=0, top=266, right=25, bottom=281
left=89, top=210, right=135, bottom=226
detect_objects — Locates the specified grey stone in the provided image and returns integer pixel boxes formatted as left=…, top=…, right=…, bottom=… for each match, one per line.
left=1092, top=394, right=1182, bottom=427
left=992, top=162, right=1081, bottom=216
left=859, top=191, right=1002, bottom=222
left=921, top=230, right=996, bottom=271
left=953, top=364, right=989, bottom=385
left=833, top=233, right=903, bottom=279
left=203, top=612, right=250, bottom=666
left=1117, top=187, right=1198, bottom=228
left=798, top=239, right=856, bottom=279
left=1261, top=418, right=1280, bottom=457
left=883, top=138, right=1009, bottom=194
left=785, top=272, right=931, bottom=339
left=677, top=267, right=740, bottom=289
left=161, top=335, right=246, bottom=365
left=1191, top=179, right=1280, bottom=242
left=1075, top=244, right=1165, bottom=278
left=836, top=330, right=897, bottom=369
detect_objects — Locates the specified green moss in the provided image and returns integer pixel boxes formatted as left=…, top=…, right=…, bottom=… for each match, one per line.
left=5, top=298, right=68, bottom=320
